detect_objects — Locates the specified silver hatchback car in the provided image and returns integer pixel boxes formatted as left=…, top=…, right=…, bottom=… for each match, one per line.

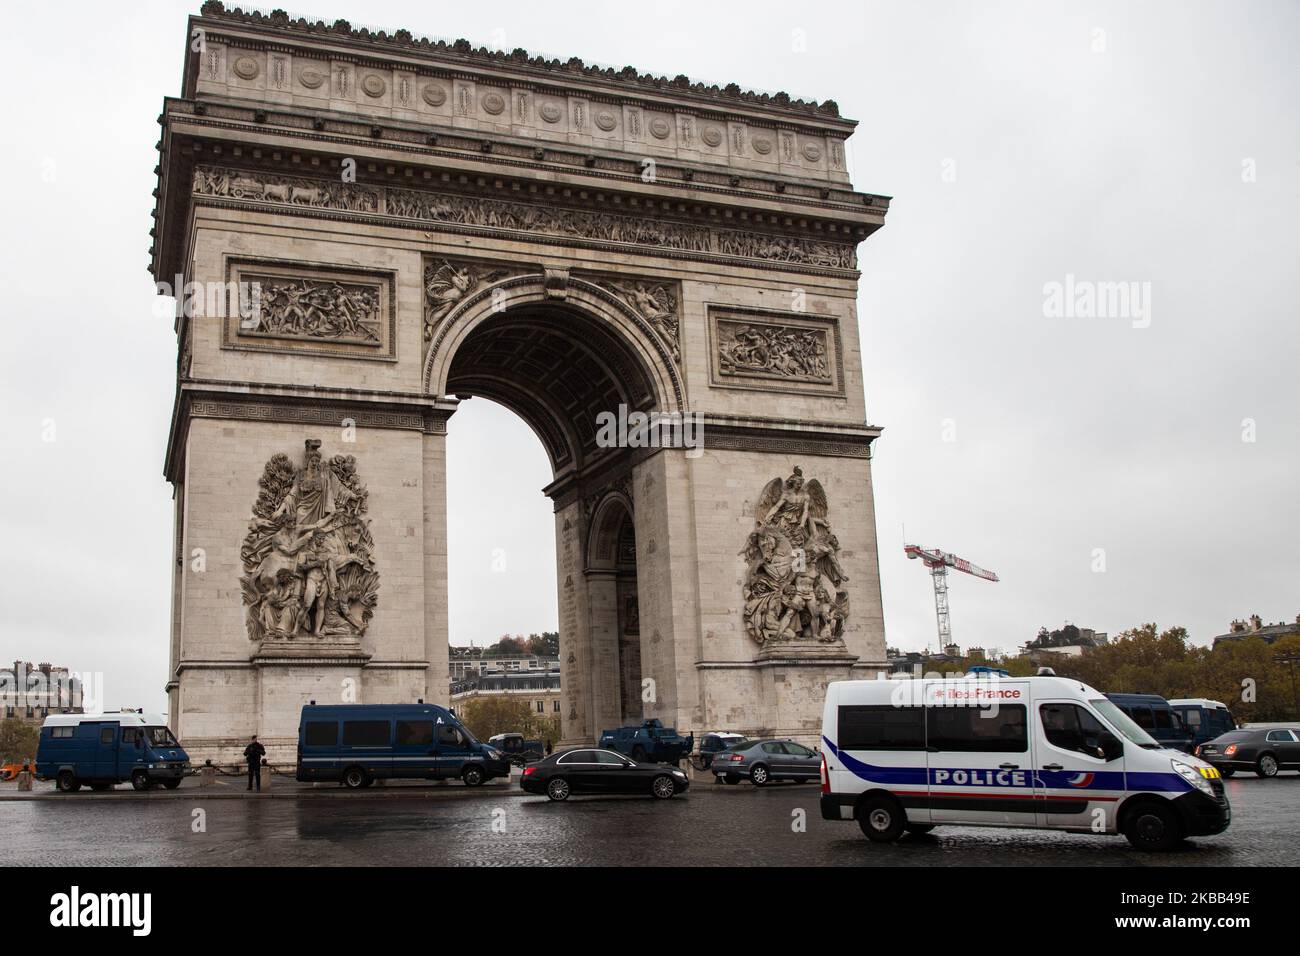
left=712, top=738, right=821, bottom=786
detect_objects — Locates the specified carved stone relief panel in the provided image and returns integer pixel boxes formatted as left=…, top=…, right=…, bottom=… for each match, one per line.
left=708, top=306, right=843, bottom=396
left=193, top=164, right=857, bottom=270
left=423, top=256, right=531, bottom=345
left=222, top=259, right=396, bottom=361
left=579, top=273, right=681, bottom=363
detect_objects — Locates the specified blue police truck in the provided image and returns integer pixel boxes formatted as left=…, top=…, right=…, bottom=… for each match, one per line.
left=296, top=702, right=511, bottom=788
left=35, top=712, right=191, bottom=792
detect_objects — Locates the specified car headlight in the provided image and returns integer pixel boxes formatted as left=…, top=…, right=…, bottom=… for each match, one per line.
left=1172, top=760, right=1214, bottom=795
left=672, top=770, right=686, bottom=778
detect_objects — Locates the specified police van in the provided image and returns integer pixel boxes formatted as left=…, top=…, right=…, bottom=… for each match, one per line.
left=296, top=703, right=511, bottom=788
left=35, top=712, right=191, bottom=792
left=819, top=673, right=1230, bottom=850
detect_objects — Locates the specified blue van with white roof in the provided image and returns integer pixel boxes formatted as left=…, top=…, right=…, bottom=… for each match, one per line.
left=35, top=713, right=191, bottom=792
left=820, top=674, right=1230, bottom=851
left=296, top=703, right=511, bottom=788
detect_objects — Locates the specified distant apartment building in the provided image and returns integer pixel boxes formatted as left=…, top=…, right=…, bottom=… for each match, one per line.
left=1023, top=624, right=1108, bottom=663
left=0, top=661, right=83, bottom=725
left=1212, top=613, right=1300, bottom=649
left=450, top=670, right=562, bottom=718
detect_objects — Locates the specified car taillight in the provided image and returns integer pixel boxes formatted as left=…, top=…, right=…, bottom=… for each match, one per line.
left=1224, top=744, right=1237, bottom=756
left=522, top=766, right=536, bottom=776
left=820, top=754, right=829, bottom=794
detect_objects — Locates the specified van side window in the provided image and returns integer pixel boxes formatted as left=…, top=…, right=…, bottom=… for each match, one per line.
left=1040, top=704, right=1118, bottom=759
left=121, top=728, right=137, bottom=746
left=927, top=704, right=1027, bottom=753
left=396, top=720, right=434, bottom=746
left=838, top=705, right=925, bottom=750
left=1130, top=707, right=1155, bottom=730
left=100, top=726, right=115, bottom=744
left=436, top=724, right=466, bottom=748
left=341, top=720, right=390, bottom=747
left=1153, top=709, right=1172, bottom=730
left=51, top=726, right=73, bottom=739
left=304, top=722, right=337, bottom=746
left=1181, top=708, right=1201, bottom=728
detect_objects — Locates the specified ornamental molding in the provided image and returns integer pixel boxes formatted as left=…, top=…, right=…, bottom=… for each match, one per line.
left=191, top=163, right=858, bottom=271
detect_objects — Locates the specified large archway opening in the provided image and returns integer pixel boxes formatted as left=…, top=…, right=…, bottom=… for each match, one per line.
left=441, top=293, right=669, bottom=743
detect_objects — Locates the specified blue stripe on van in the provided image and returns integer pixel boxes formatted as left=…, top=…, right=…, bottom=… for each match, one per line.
left=823, top=737, right=1193, bottom=794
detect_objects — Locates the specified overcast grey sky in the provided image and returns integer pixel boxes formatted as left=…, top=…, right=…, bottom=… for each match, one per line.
left=1, top=0, right=1296, bottom=713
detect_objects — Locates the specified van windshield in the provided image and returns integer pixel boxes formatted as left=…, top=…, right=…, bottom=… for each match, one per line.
left=1090, top=699, right=1161, bottom=749
left=145, top=727, right=179, bottom=748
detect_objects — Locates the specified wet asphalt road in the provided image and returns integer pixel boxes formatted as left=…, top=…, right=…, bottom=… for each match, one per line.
left=4, top=771, right=1298, bottom=867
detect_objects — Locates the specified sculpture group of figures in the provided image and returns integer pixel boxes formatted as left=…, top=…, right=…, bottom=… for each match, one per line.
left=240, top=440, right=380, bottom=643
left=740, top=467, right=849, bottom=644
left=718, top=322, right=831, bottom=381
left=599, top=279, right=680, bottom=361
left=243, top=277, right=381, bottom=343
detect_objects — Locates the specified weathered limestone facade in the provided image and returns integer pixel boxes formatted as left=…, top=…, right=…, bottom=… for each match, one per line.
left=154, top=3, right=891, bottom=761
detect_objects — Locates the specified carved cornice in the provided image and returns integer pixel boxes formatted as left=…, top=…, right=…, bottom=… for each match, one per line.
left=164, top=383, right=457, bottom=483
left=195, top=2, right=847, bottom=121
left=191, top=163, right=858, bottom=272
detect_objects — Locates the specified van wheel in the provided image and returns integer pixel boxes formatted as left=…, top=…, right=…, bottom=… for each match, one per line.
left=131, top=771, right=153, bottom=792
left=651, top=775, right=676, bottom=799
left=723, top=774, right=740, bottom=785
left=1255, top=753, right=1279, bottom=778
left=1123, top=802, right=1184, bottom=851
left=858, top=794, right=906, bottom=843
left=749, top=764, right=770, bottom=786
left=906, top=824, right=936, bottom=835
left=547, top=777, right=570, bottom=801
left=56, top=771, right=81, bottom=793
left=161, top=778, right=182, bottom=790
left=461, top=765, right=485, bottom=787
left=342, top=767, right=369, bottom=789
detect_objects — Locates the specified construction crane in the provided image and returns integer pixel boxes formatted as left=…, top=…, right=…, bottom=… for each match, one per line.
left=904, top=544, right=999, bottom=647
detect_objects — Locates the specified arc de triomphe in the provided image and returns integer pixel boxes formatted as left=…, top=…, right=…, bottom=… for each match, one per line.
left=154, top=3, right=890, bottom=761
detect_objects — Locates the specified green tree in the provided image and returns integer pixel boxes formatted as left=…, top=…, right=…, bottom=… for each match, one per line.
left=0, top=718, right=40, bottom=763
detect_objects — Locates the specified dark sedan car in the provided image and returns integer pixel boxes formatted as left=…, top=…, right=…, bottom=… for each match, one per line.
left=1196, top=727, right=1300, bottom=778
left=711, top=738, right=820, bottom=786
left=520, top=748, right=690, bottom=801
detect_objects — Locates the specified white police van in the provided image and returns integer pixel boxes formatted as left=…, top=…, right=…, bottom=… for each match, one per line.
left=819, top=673, right=1230, bottom=850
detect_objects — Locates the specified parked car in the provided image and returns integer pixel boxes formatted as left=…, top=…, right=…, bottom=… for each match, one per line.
left=35, top=713, right=191, bottom=792
left=1104, top=693, right=1194, bottom=751
left=296, top=703, right=511, bottom=788
left=0, top=762, right=35, bottom=782
left=711, top=738, right=821, bottom=786
left=1169, top=698, right=1237, bottom=750
left=1196, top=727, right=1300, bottom=778
left=598, top=718, right=694, bottom=764
left=487, top=732, right=544, bottom=766
left=520, top=748, right=689, bottom=801
left=694, top=732, right=748, bottom=770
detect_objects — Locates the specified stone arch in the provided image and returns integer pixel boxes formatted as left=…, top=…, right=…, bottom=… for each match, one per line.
left=423, top=275, right=686, bottom=449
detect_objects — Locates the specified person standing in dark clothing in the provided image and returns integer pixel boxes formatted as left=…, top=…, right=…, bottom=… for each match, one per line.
left=243, top=735, right=266, bottom=791
left=545, top=740, right=553, bottom=756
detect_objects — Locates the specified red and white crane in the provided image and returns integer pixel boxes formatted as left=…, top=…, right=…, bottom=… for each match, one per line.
left=904, top=544, right=999, bottom=647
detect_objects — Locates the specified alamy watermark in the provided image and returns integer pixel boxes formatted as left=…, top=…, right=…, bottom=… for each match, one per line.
left=1043, top=274, right=1152, bottom=328
left=595, top=404, right=704, bottom=458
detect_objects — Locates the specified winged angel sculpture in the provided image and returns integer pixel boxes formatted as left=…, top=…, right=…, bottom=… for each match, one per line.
left=740, top=467, right=849, bottom=645
left=423, top=260, right=509, bottom=343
